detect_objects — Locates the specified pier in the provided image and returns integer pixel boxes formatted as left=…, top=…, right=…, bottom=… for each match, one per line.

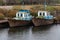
left=0, top=20, right=9, bottom=28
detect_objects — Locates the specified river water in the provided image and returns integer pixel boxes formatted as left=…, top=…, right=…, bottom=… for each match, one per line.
left=0, top=24, right=60, bottom=40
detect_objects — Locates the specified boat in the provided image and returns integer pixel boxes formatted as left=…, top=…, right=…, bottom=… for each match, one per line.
left=32, top=11, right=54, bottom=26
left=8, top=10, right=33, bottom=27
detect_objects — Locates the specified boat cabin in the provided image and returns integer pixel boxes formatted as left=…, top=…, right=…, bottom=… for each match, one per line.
left=38, top=11, right=53, bottom=19
left=13, top=10, right=32, bottom=20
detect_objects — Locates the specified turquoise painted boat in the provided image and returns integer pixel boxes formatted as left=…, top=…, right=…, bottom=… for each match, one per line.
left=8, top=10, right=33, bottom=27
left=44, top=15, right=53, bottom=19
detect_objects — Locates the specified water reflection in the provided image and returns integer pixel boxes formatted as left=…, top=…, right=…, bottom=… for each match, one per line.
left=0, top=29, right=9, bottom=40
left=8, top=27, right=33, bottom=40
left=32, top=25, right=53, bottom=31
left=0, top=24, right=60, bottom=40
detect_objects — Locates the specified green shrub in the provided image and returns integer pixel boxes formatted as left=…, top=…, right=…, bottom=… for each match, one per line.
left=36, top=16, right=44, bottom=19
left=30, top=12, right=37, bottom=17
left=7, top=9, right=18, bottom=18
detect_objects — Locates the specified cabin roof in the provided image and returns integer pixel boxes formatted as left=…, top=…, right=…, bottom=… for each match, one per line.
left=19, top=10, right=30, bottom=13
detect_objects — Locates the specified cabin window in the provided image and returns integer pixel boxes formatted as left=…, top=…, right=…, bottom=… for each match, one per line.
left=21, top=14, right=23, bottom=17
left=40, top=13, right=41, bottom=16
left=18, top=13, right=19, bottom=17
left=43, top=13, right=45, bottom=16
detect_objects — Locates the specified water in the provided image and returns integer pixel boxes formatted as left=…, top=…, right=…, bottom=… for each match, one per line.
left=0, top=24, right=60, bottom=40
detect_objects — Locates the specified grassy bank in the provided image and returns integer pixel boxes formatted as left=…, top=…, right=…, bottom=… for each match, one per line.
left=0, top=5, right=60, bottom=19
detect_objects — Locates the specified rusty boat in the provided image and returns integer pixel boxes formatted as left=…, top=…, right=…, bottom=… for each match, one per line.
left=32, top=11, right=54, bottom=26
left=8, top=10, right=33, bottom=27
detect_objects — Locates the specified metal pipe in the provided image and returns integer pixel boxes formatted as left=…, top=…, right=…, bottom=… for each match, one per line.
left=44, top=0, right=47, bottom=10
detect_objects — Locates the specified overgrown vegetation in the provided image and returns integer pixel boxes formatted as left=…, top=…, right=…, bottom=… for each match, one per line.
left=7, top=9, right=18, bottom=18
left=0, top=5, right=59, bottom=19
left=46, top=6, right=56, bottom=11
left=36, top=16, right=44, bottom=19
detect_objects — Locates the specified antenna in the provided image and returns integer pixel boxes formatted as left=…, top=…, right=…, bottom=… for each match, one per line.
left=22, top=0, right=25, bottom=9
left=44, top=0, right=47, bottom=10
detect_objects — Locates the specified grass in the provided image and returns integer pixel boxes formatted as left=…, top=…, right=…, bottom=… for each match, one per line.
left=36, top=16, right=44, bottom=19
left=0, top=5, right=60, bottom=18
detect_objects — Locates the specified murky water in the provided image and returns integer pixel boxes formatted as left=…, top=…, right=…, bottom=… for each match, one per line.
left=0, top=24, right=60, bottom=40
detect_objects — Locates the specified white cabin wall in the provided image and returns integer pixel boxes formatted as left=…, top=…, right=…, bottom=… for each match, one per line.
left=16, top=12, right=19, bottom=18
left=38, top=11, right=50, bottom=16
left=42, top=12, right=43, bottom=16
left=18, top=12, right=25, bottom=18
left=16, top=12, right=31, bottom=19
left=38, top=11, right=41, bottom=16
left=19, top=13, right=21, bottom=17
left=45, top=12, right=47, bottom=16
left=23, top=14, right=25, bottom=18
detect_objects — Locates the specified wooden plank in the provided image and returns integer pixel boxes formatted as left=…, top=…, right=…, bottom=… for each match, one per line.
left=0, top=20, right=8, bottom=23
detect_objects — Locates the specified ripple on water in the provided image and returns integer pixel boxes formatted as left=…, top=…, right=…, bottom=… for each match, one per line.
left=0, top=24, right=60, bottom=40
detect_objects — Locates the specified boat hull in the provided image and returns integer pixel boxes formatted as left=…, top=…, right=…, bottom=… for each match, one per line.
left=8, top=19, right=32, bottom=27
left=32, top=18, right=54, bottom=27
